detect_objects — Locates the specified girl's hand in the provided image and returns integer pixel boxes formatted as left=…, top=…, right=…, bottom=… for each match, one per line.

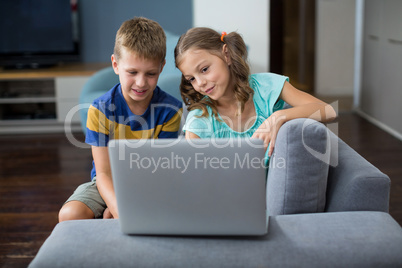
left=251, top=112, right=286, bottom=157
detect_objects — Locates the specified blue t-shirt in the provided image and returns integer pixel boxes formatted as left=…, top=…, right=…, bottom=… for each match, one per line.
left=86, top=84, right=183, bottom=179
left=182, top=73, right=288, bottom=163
left=183, top=73, right=288, bottom=139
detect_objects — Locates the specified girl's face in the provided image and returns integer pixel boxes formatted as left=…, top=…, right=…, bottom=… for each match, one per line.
left=178, top=48, right=233, bottom=101
left=112, top=47, right=165, bottom=110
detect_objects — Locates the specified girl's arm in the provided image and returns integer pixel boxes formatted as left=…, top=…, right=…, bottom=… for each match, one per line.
left=278, top=81, right=337, bottom=123
left=91, top=146, right=119, bottom=219
left=185, top=131, right=201, bottom=139
left=252, top=81, right=337, bottom=156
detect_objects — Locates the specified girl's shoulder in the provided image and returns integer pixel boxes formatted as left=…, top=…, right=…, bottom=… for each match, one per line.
left=183, top=106, right=216, bottom=138
left=250, top=73, right=288, bottom=114
left=186, top=105, right=214, bottom=120
left=249, top=73, right=289, bottom=92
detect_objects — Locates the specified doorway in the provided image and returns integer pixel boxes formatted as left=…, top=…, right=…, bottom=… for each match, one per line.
left=270, top=0, right=316, bottom=94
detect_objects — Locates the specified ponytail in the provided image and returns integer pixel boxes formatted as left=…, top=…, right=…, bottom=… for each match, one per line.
left=222, top=31, right=253, bottom=115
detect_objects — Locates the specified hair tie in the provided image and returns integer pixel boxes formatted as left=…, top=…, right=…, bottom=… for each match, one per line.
left=221, top=31, right=227, bottom=42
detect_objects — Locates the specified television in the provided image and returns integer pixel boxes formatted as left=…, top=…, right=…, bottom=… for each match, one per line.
left=0, top=0, right=80, bottom=69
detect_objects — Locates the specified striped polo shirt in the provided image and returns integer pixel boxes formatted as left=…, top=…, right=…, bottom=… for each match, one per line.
left=85, top=83, right=182, bottom=179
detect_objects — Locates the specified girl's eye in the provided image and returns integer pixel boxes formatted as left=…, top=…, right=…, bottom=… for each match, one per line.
left=187, top=77, right=195, bottom=83
left=201, top=67, right=209, bottom=73
left=147, top=73, right=157, bottom=76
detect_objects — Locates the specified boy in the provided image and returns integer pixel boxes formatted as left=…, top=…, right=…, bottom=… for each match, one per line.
left=58, top=17, right=182, bottom=221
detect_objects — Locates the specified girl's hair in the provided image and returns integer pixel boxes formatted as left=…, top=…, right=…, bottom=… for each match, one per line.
left=114, top=17, right=166, bottom=63
left=174, top=27, right=253, bottom=118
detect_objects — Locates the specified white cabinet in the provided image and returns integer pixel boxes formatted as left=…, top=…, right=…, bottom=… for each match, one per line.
left=55, top=76, right=89, bottom=123
left=0, top=63, right=109, bottom=134
left=360, top=0, right=402, bottom=137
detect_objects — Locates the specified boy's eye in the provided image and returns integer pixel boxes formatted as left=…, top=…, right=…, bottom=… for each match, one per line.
left=147, top=73, right=157, bottom=76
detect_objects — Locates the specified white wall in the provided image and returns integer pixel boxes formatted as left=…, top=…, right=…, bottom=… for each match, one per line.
left=315, top=0, right=356, bottom=96
left=192, top=0, right=269, bottom=74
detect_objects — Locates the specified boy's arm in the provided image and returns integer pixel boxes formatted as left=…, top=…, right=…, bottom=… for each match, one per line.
left=159, top=108, right=183, bottom=138
left=91, top=145, right=119, bottom=219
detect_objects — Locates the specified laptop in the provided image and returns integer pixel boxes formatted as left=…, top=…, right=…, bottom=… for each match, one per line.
left=108, top=138, right=268, bottom=236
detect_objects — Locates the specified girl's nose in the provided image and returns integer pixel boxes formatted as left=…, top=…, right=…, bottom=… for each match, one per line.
left=196, top=77, right=206, bottom=88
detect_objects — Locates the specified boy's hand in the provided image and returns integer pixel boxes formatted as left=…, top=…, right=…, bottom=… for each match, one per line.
left=103, top=207, right=114, bottom=219
left=251, top=112, right=286, bottom=157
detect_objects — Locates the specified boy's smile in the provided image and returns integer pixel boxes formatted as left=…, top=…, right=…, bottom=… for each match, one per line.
left=112, top=47, right=165, bottom=114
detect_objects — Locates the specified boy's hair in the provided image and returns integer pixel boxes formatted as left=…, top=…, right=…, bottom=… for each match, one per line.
left=174, top=27, right=253, bottom=118
left=114, top=17, right=166, bottom=63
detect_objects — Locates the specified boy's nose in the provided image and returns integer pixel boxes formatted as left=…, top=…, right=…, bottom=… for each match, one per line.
left=136, top=75, right=147, bottom=88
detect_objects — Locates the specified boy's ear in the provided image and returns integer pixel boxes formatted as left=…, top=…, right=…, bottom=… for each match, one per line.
left=222, top=44, right=231, bottom=65
left=159, top=59, right=166, bottom=73
left=111, top=54, right=119, bottom=75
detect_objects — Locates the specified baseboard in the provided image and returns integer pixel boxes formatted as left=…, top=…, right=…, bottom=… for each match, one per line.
left=354, top=108, right=402, bottom=142
left=0, top=121, right=82, bottom=135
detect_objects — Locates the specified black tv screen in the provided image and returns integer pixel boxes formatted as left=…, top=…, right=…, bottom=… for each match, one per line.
left=0, top=0, right=80, bottom=69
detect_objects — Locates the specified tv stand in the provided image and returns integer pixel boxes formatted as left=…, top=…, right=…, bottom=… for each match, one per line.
left=0, top=62, right=110, bottom=134
left=3, top=63, right=57, bottom=70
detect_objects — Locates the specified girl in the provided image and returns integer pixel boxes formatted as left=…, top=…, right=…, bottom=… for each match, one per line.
left=174, top=27, right=337, bottom=157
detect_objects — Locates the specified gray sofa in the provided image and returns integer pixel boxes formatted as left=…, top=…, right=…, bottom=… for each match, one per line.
left=29, top=119, right=402, bottom=267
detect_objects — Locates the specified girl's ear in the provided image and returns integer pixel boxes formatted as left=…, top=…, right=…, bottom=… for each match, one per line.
left=222, top=44, right=232, bottom=66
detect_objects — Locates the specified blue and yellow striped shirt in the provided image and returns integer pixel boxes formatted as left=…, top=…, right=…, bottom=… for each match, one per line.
left=85, top=84, right=182, bottom=179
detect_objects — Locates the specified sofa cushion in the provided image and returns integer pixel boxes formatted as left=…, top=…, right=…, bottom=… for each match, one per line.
left=267, top=118, right=330, bottom=215
left=29, top=212, right=402, bottom=268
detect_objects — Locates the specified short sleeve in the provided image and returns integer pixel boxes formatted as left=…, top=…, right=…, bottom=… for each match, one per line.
left=158, top=108, right=183, bottom=138
left=182, top=109, right=213, bottom=139
left=250, top=73, right=289, bottom=117
left=85, top=104, right=110, bottom=147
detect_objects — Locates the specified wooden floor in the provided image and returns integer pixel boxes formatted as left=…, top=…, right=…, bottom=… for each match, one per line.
left=0, top=112, right=401, bottom=267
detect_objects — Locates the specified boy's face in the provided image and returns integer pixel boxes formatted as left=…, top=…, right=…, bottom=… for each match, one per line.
left=112, top=47, right=165, bottom=113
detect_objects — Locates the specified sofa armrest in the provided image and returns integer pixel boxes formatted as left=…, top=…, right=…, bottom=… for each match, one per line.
left=325, top=132, right=390, bottom=212
left=267, top=118, right=330, bottom=215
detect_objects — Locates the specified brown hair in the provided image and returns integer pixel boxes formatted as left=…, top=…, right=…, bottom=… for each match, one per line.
left=114, top=17, right=166, bottom=63
left=174, top=27, right=253, bottom=118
